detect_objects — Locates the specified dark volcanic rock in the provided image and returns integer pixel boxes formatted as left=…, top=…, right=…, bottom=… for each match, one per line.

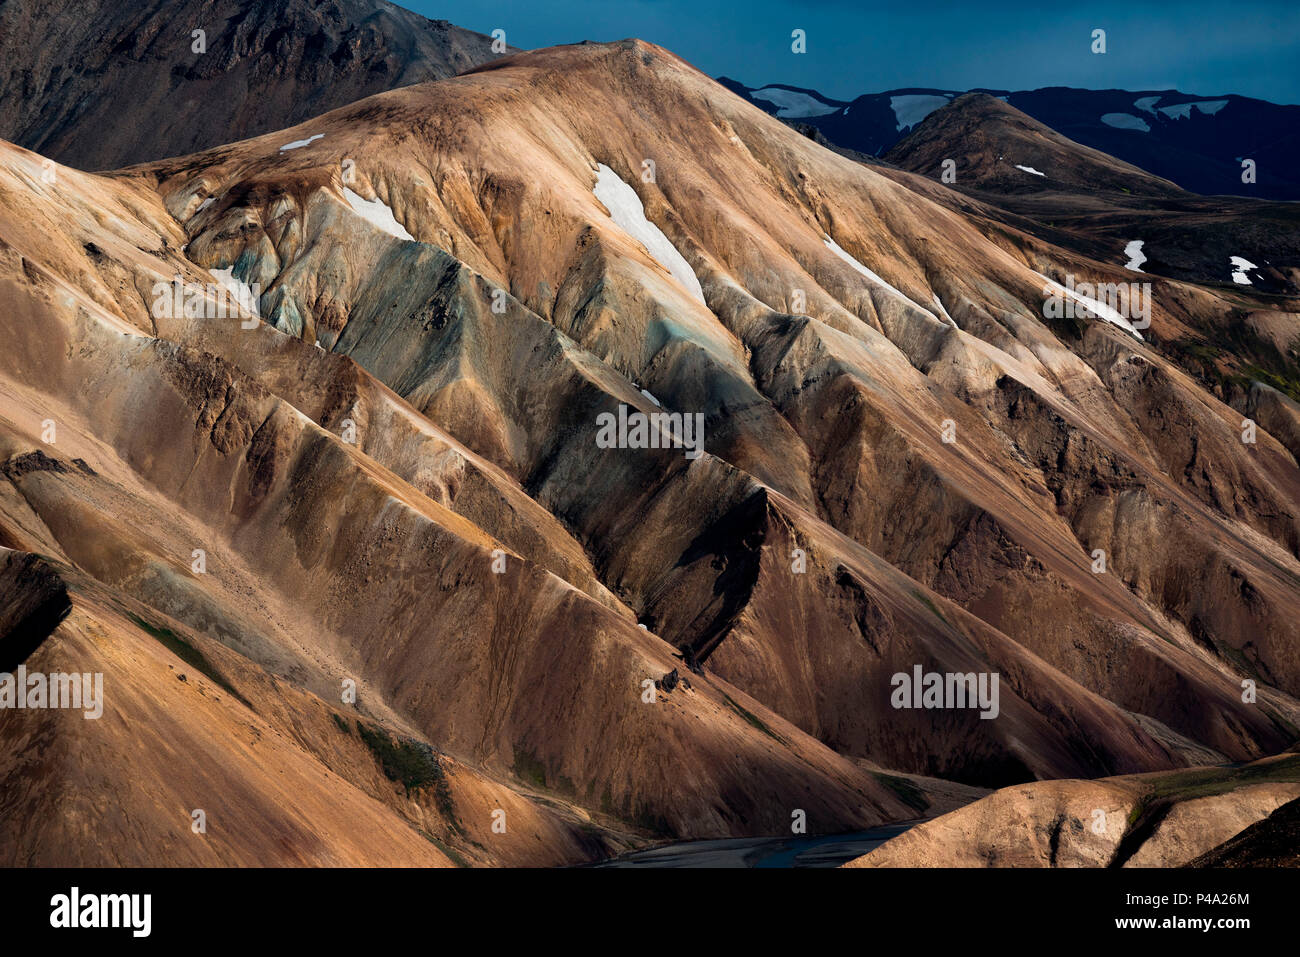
left=0, top=0, right=513, bottom=170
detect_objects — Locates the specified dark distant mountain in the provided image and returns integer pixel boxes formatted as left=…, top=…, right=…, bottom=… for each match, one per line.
left=878, top=93, right=1300, bottom=293
left=718, top=79, right=968, bottom=157
left=885, top=92, right=1186, bottom=197
left=716, top=81, right=848, bottom=120
left=722, top=79, right=1300, bottom=200
left=0, top=0, right=512, bottom=170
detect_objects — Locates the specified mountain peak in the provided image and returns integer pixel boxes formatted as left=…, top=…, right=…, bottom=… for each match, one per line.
left=0, top=0, right=512, bottom=170
left=886, top=92, right=1186, bottom=196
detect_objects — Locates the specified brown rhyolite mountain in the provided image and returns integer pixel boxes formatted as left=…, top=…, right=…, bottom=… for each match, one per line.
left=0, top=38, right=1298, bottom=865
left=1190, top=791, right=1300, bottom=866
left=0, top=0, right=510, bottom=171
left=885, top=93, right=1186, bottom=197
left=845, top=754, right=1300, bottom=867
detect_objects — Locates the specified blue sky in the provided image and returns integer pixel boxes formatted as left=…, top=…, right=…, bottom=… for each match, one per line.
left=400, top=1, right=1300, bottom=104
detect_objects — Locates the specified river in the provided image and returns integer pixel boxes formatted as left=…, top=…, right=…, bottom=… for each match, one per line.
left=592, top=822, right=916, bottom=868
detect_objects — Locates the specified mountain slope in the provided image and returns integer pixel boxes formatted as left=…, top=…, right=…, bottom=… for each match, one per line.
left=885, top=93, right=1185, bottom=197
left=1, top=38, right=1298, bottom=864
left=725, top=80, right=1300, bottom=201
left=129, top=41, right=1300, bottom=774
left=845, top=754, right=1300, bottom=867
left=1189, top=792, right=1300, bottom=866
left=0, top=132, right=924, bottom=864
left=1008, top=87, right=1300, bottom=201
left=878, top=93, right=1300, bottom=296
left=0, top=0, right=510, bottom=171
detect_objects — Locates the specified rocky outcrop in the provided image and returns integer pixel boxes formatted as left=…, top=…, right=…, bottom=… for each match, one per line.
left=0, top=0, right=511, bottom=170
left=846, top=755, right=1300, bottom=867
left=1190, top=794, right=1300, bottom=867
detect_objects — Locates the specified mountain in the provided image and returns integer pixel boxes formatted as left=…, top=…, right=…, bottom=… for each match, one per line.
left=846, top=754, right=1300, bottom=867
left=718, top=80, right=968, bottom=157
left=885, top=93, right=1186, bottom=197
left=877, top=94, right=1300, bottom=294
left=1, top=37, right=1298, bottom=865
left=728, top=82, right=848, bottom=119
left=1007, top=87, right=1300, bottom=201
left=0, top=0, right=511, bottom=171
left=724, top=79, right=1300, bottom=201
left=1190, top=792, right=1300, bottom=866
left=0, top=131, right=922, bottom=864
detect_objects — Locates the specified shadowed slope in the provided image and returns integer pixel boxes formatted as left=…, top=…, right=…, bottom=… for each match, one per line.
left=0, top=0, right=513, bottom=171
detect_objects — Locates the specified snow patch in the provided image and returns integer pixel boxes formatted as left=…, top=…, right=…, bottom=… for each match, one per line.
left=753, top=87, right=839, bottom=118
left=197, top=197, right=215, bottom=212
left=1101, top=113, right=1151, bottom=132
left=1015, top=164, right=1046, bottom=177
left=279, top=133, right=324, bottom=151
left=1230, top=256, right=1257, bottom=285
left=1160, top=99, right=1229, bottom=120
left=1124, top=240, right=1147, bottom=272
left=593, top=164, right=705, bottom=304
left=1134, top=96, right=1161, bottom=114
left=824, top=235, right=951, bottom=326
left=1038, top=273, right=1144, bottom=339
left=890, top=94, right=951, bottom=132
left=344, top=187, right=414, bottom=241
left=931, top=294, right=956, bottom=326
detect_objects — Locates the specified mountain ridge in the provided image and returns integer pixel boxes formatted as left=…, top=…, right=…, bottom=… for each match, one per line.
left=0, top=0, right=514, bottom=171
left=0, top=30, right=1297, bottom=865
left=723, top=78, right=1300, bottom=199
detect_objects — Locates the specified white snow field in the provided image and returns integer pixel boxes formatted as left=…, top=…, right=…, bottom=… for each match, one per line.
left=931, top=294, right=956, bottom=326
left=344, top=187, right=415, bottom=241
left=1015, top=165, right=1046, bottom=176
left=1230, top=256, right=1257, bottom=285
left=1160, top=99, right=1229, bottom=120
left=824, top=235, right=952, bottom=326
left=1037, top=273, right=1145, bottom=340
left=753, top=87, right=839, bottom=118
left=279, top=133, right=325, bottom=151
left=1101, top=113, right=1151, bottom=132
left=1124, top=240, right=1147, bottom=272
left=890, top=94, right=952, bottom=132
left=593, top=163, right=706, bottom=304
